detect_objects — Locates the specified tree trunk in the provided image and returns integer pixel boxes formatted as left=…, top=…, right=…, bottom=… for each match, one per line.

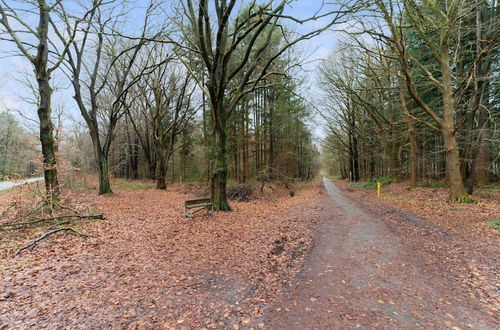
left=35, top=4, right=60, bottom=198
left=398, top=82, right=417, bottom=188
left=156, top=154, right=167, bottom=190
left=97, top=153, right=112, bottom=195
left=475, top=109, right=491, bottom=186
left=211, top=115, right=231, bottom=211
left=38, top=88, right=60, bottom=198
left=408, top=120, right=418, bottom=188
left=390, top=125, right=400, bottom=183
left=442, top=128, right=467, bottom=201
left=440, top=41, right=468, bottom=201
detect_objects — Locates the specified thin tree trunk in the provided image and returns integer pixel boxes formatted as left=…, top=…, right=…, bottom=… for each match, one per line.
left=398, top=80, right=417, bottom=188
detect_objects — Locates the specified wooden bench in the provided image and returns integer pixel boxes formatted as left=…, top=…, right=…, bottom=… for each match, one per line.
left=185, top=198, right=214, bottom=218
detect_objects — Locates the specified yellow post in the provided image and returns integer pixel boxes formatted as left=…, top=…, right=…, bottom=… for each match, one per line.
left=377, top=182, right=381, bottom=197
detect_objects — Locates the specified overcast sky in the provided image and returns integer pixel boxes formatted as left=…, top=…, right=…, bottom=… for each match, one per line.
left=0, top=0, right=343, bottom=138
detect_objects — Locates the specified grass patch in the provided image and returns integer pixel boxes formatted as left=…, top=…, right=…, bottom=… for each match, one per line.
left=483, top=183, right=500, bottom=190
left=457, top=195, right=476, bottom=204
left=351, top=176, right=392, bottom=190
left=112, top=182, right=155, bottom=191
left=486, top=220, right=500, bottom=228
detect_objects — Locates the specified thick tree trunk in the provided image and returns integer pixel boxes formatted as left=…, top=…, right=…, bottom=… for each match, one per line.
left=441, top=43, right=468, bottom=202
left=89, top=127, right=112, bottom=195
left=35, top=3, right=60, bottom=199
left=155, top=155, right=167, bottom=190
left=37, top=77, right=60, bottom=198
left=211, top=117, right=231, bottom=211
left=97, top=154, right=112, bottom=195
left=442, top=128, right=467, bottom=201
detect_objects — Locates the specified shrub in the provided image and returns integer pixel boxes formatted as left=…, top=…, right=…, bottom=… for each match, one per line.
left=227, top=183, right=253, bottom=201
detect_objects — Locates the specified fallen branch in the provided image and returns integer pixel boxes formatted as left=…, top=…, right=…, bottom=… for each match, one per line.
left=14, top=227, right=89, bottom=257
left=0, top=214, right=104, bottom=228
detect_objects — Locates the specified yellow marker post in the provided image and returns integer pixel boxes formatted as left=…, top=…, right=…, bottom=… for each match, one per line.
left=377, top=182, right=381, bottom=197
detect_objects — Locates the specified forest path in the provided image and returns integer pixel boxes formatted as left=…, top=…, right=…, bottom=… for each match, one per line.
left=0, top=177, right=43, bottom=191
left=269, top=177, right=497, bottom=329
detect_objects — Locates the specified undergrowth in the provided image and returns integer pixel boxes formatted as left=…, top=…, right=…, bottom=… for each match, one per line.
left=351, top=176, right=392, bottom=189
left=483, top=183, right=500, bottom=190
left=112, top=182, right=155, bottom=191
left=418, top=181, right=448, bottom=188
left=486, top=220, right=500, bottom=228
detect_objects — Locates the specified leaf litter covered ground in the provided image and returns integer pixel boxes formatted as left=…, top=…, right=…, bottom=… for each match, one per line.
left=0, top=181, right=322, bottom=329
left=1, top=178, right=498, bottom=328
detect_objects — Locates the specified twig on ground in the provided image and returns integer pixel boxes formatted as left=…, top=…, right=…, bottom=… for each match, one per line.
left=0, top=214, right=104, bottom=228
left=14, top=227, right=89, bottom=257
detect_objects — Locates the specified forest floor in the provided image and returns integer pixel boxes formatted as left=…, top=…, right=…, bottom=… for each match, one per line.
left=0, top=177, right=499, bottom=328
left=0, top=180, right=322, bottom=329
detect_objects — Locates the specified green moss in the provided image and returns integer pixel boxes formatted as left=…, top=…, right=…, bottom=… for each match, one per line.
left=458, top=195, right=476, bottom=204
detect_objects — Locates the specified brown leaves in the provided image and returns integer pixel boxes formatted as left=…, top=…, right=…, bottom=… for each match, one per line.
left=0, top=181, right=323, bottom=328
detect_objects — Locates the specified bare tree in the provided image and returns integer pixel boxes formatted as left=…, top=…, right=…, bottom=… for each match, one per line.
left=128, top=49, right=197, bottom=189
left=53, top=0, right=157, bottom=194
left=0, top=0, right=74, bottom=198
left=177, top=0, right=355, bottom=210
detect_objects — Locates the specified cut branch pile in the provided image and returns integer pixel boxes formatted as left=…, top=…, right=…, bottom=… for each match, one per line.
left=0, top=185, right=104, bottom=257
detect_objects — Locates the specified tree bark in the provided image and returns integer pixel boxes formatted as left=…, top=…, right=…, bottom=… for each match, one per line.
left=36, top=3, right=60, bottom=198
left=156, top=155, right=167, bottom=190
left=97, top=153, right=112, bottom=194
left=398, top=80, right=417, bottom=188
left=211, top=114, right=231, bottom=211
left=440, top=43, right=467, bottom=201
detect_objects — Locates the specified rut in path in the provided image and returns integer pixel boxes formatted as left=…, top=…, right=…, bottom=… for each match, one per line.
left=268, top=177, right=498, bottom=329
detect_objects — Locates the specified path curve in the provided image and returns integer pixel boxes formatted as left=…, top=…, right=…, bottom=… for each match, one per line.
left=0, top=177, right=43, bottom=191
left=269, top=177, right=498, bottom=329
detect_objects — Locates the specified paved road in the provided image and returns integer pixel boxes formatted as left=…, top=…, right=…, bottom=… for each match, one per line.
left=269, top=177, right=497, bottom=329
left=0, top=177, right=43, bottom=191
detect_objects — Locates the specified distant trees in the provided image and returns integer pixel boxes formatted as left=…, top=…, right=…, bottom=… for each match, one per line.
left=0, top=112, right=38, bottom=178
left=127, top=49, right=197, bottom=189
left=322, top=0, right=499, bottom=201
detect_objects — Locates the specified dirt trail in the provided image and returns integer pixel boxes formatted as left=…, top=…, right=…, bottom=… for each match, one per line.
left=269, top=177, right=498, bottom=329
